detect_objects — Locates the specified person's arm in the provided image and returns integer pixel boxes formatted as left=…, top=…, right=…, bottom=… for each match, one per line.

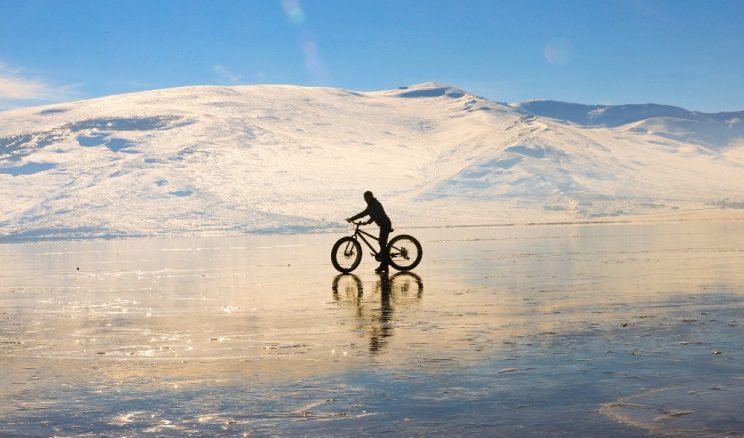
left=346, top=208, right=369, bottom=223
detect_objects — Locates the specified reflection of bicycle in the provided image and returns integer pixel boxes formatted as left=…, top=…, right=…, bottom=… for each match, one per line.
left=331, top=273, right=424, bottom=354
left=331, top=222, right=422, bottom=273
left=385, top=272, right=424, bottom=301
left=332, top=273, right=364, bottom=303
left=331, top=272, right=424, bottom=302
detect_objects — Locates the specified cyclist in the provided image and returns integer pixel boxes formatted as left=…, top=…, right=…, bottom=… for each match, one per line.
left=346, top=191, right=392, bottom=273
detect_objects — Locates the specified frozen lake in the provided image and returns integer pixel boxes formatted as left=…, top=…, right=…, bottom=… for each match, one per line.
left=1, top=222, right=743, bottom=436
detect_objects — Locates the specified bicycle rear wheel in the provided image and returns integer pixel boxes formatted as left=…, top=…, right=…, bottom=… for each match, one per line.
left=387, top=234, right=422, bottom=271
left=331, top=237, right=362, bottom=273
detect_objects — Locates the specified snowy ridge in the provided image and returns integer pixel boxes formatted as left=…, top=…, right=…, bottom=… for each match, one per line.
left=513, top=100, right=744, bottom=148
left=1, top=82, right=744, bottom=241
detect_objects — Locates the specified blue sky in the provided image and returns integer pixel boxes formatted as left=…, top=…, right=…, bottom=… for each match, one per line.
left=1, top=0, right=743, bottom=111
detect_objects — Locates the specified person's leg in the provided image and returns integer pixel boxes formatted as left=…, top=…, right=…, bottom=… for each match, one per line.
left=378, top=225, right=390, bottom=269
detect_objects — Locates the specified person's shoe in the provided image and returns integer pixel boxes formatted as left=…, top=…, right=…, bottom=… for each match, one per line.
left=374, top=265, right=389, bottom=273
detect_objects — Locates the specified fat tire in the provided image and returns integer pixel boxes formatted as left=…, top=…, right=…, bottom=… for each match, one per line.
left=387, top=234, right=422, bottom=272
left=331, top=237, right=362, bottom=273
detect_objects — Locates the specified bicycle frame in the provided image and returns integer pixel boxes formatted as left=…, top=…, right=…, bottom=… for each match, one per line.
left=350, top=223, right=382, bottom=256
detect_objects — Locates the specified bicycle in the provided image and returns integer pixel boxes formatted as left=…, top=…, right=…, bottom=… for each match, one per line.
left=331, top=222, right=422, bottom=273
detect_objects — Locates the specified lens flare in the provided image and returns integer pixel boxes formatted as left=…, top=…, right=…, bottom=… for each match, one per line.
left=300, top=34, right=331, bottom=83
left=281, top=0, right=305, bottom=25
left=280, top=1, right=331, bottom=83
left=544, top=38, right=574, bottom=65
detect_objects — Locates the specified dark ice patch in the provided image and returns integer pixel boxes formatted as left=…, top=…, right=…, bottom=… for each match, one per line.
left=169, top=190, right=193, bottom=197
left=0, top=162, right=56, bottom=176
left=487, top=157, right=522, bottom=169
left=77, top=135, right=130, bottom=152
left=2, top=115, right=190, bottom=161
left=68, top=116, right=185, bottom=132
left=38, top=107, right=69, bottom=115
left=1, top=132, right=65, bottom=160
left=504, top=145, right=565, bottom=159
left=1, top=133, right=33, bottom=152
left=397, top=87, right=465, bottom=99
left=459, top=157, right=522, bottom=179
left=78, top=135, right=108, bottom=147
left=105, top=138, right=130, bottom=152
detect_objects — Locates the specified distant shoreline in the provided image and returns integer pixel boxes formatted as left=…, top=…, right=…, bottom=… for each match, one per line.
left=2, top=208, right=743, bottom=245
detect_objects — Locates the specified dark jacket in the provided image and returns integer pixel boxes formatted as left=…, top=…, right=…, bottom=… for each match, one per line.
left=350, top=197, right=391, bottom=228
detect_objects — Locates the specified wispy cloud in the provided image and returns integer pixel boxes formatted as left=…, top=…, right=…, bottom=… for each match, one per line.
left=213, top=64, right=243, bottom=84
left=0, top=61, right=78, bottom=105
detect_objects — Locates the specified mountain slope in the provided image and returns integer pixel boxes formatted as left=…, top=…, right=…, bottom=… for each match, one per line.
left=513, top=100, right=744, bottom=148
left=1, top=82, right=743, bottom=241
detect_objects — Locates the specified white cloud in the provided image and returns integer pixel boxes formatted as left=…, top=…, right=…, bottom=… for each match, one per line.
left=0, top=61, right=78, bottom=107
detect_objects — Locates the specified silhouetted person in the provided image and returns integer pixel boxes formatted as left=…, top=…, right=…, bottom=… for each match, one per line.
left=347, top=191, right=392, bottom=273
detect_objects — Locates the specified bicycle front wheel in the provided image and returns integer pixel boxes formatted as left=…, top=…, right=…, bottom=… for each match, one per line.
left=387, top=234, right=422, bottom=271
left=331, top=237, right=362, bottom=273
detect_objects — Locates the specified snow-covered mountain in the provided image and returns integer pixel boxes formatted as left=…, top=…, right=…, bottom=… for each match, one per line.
left=1, top=82, right=743, bottom=241
left=513, top=100, right=744, bottom=148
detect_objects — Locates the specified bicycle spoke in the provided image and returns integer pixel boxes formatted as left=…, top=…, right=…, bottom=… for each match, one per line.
left=390, top=245, right=413, bottom=261
left=332, top=236, right=363, bottom=273
left=386, top=236, right=421, bottom=271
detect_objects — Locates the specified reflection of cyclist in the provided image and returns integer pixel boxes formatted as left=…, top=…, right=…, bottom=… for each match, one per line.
left=370, top=274, right=393, bottom=353
left=346, top=191, right=392, bottom=273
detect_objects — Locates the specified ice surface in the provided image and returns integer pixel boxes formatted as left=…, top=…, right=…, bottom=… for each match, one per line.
left=1, top=222, right=742, bottom=435
left=602, top=380, right=744, bottom=436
